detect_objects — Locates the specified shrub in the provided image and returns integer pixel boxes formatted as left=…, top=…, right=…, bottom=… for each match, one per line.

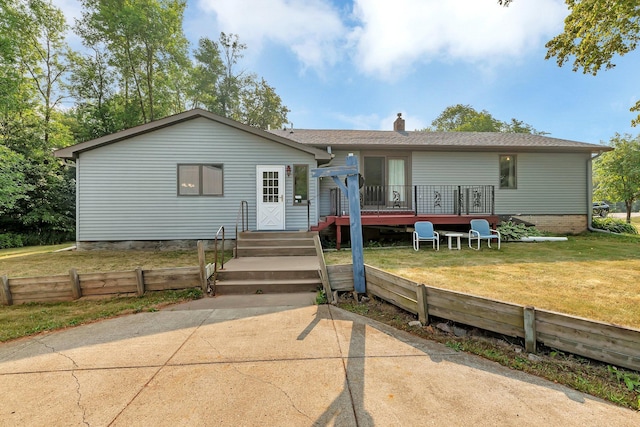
left=0, top=233, right=24, bottom=249
left=497, top=221, right=542, bottom=241
left=592, top=217, right=638, bottom=234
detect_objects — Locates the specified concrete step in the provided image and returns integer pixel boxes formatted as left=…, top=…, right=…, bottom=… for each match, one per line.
left=236, top=247, right=317, bottom=257
left=214, top=278, right=322, bottom=295
left=236, top=238, right=315, bottom=248
left=238, top=231, right=317, bottom=240
left=217, top=269, right=320, bottom=281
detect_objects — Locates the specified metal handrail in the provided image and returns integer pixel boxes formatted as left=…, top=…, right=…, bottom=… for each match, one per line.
left=331, top=185, right=495, bottom=216
left=209, top=225, right=225, bottom=294
left=234, top=201, right=248, bottom=258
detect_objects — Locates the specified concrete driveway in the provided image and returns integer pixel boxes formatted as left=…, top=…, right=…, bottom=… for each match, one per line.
left=1, top=294, right=638, bottom=426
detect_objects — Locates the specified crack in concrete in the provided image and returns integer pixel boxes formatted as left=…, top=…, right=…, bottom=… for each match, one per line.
left=198, top=329, right=314, bottom=423
left=34, top=338, right=90, bottom=427
left=108, top=315, right=210, bottom=426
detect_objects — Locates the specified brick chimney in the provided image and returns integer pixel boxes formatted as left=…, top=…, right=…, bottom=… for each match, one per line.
left=393, top=113, right=405, bottom=131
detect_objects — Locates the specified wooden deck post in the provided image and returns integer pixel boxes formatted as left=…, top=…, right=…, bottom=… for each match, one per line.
left=69, top=268, right=82, bottom=300
left=1, top=275, right=12, bottom=306
left=135, top=267, right=145, bottom=296
left=416, top=284, right=429, bottom=325
left=524, top=306, right=537, bottom=353
left=197, top=240, right=207, bottom=292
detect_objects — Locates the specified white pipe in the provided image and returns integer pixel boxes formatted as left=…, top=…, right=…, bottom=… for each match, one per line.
left=519, top=237, right=568, bottom=242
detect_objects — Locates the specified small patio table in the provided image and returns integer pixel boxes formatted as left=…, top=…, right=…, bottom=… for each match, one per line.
left=440, top=231, right=464, bottom=250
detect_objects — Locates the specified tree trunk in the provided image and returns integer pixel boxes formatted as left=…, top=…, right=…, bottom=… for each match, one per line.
left=626, top=200, right=632, bottom=223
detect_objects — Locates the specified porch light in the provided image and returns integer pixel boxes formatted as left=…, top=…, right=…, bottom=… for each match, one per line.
left=286, top=165, right=292, bottom=177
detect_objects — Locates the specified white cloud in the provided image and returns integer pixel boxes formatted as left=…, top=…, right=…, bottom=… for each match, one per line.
left=349, top=0, right=568, bottom=80
left=194, top=0, right=567, bottom=81
left=195, top=0, right=347, bottom=71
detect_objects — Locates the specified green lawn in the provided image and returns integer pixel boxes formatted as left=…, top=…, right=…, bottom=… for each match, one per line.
left=0, top=246, right=230, bottom=278
left=325, top=232, right=640, bottom=329
left=0, top=289, right=202, bottom=342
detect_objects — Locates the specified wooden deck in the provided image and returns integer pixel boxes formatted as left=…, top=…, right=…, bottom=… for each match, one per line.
left=313, top=213, right=499, bottom=250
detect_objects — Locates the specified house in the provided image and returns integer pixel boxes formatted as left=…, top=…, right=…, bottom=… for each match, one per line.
left=55, top=109, right=609, bottom=250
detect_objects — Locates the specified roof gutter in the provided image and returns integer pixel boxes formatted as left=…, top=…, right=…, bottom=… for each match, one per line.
left=587, top=151, right=611, bottom=233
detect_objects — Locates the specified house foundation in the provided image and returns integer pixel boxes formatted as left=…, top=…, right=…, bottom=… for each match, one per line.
left=76, top=239, right=233, bottom=251
left=510, top=214, right=587, bottom=234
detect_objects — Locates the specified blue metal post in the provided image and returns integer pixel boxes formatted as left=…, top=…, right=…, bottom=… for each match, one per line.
left=345, top=155, right=365, bottom=293
left=311, top=155, right=366, bottom=294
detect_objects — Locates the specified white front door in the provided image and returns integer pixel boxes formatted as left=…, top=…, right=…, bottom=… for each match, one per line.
left=256, top=165, right=286, bottom=230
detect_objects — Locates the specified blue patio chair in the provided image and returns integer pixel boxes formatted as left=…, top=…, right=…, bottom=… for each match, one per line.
left=413, top=221, right=439, bottom=251
left=469, top=219, right=500, bottom=250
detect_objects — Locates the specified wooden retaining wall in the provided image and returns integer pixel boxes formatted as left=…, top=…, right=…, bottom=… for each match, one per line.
left=0, top=267, right=200, bottom=305
left=325, top=264, right=640, bottom=372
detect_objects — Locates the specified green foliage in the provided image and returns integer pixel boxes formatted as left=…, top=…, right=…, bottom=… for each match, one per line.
left=193, top=33, right=289, bottom=129
left=424, top=104, right=545, bottom=134
left=0, top=146, right=31, bottom=214
left=592, top=217, right=638, bottom=234
left=445, top=341, right=462, bottom=351
left=0, top=233, right=24, bottom=249
left=76, top=0, right=191, bottom=123
left=608, top=366, right=640, bottom=394
left=497, top=221, right=542, bottom=241
left=545, top=0, right=640, bottom=125
left=593, top=134, right=640, bottom=223
left=315, top=289, right=328, bottom=305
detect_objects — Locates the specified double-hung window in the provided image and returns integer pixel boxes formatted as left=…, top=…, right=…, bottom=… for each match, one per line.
left=178, top=164, right=223, bottom=196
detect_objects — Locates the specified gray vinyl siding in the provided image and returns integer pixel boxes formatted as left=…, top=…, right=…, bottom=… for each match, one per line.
left=77, top=117, right=318, bottom=241
left=412, top=151, right=589, bottom=214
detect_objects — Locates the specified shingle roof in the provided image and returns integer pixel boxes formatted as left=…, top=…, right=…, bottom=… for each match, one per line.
left=267, top=129, right=610, bottom=153
left=55, top=109, right=332, bottom=161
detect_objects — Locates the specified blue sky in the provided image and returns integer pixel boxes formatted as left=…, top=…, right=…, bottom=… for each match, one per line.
left=57, top=0, right=640, bottom=144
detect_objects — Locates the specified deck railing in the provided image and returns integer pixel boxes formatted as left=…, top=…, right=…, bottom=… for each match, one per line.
left=330, top=185, right=494, bottom=216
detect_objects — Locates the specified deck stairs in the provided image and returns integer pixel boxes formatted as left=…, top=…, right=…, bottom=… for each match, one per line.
left=215, top=231, right=322, bottom=295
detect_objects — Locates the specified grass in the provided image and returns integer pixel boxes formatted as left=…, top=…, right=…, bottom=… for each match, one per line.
left=0, top=288, right=203, bottom=342
left=0, top=247, right=232, bottom=278
left=0, top=242, right=75, bottom=259
left=325, top=232, right=640, bottom=329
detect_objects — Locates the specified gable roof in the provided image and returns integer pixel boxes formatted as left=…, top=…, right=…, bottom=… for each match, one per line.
left=54, top=109, right=333, bottom=161
left=267, top=129, right=611, bottom=153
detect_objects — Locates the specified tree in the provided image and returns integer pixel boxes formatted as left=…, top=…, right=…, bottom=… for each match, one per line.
left=237, top=77, right=290, bottom=129
left=76, top=0, right=191, bottom=124
left=66, top=46, right=119, bottom=140
left=542, top=1, right=640, bottom=126
left=425, top=104, right=545, bottom=134
left=0, top=0, right=76, bottom=245
left=593, top=133, right=640, bottom=223
left=192, top=33, right=289, bottom=129
left=13, top=0, right=71, bottom=146
left=0, top=146, right=31, bottom=215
